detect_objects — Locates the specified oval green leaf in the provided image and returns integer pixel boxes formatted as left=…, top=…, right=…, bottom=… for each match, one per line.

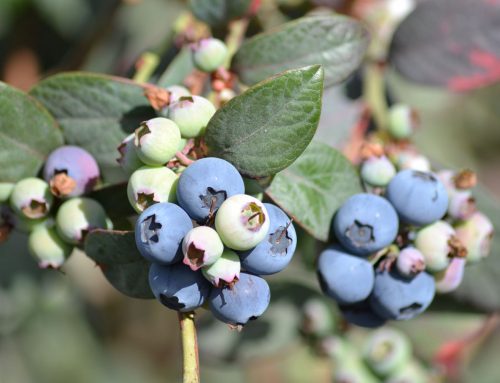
left=205, top=65, right=324, bottom=177
left=84, top=229, right=153, bottom=299
left=30, top=72, right=155, bottom=182
left=266, top=141, right=362, bottom=242
left=232, top=15, right=369, bottom=87
left=0, top=82, right=63, bottom=182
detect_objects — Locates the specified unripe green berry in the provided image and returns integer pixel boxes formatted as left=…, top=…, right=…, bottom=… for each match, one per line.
left=360, top=155, right=396, bottom=187
left=10, top=178, right=53, bottom=219
left=456, top=211, right=494, bottom=263
left=134, top=117, right=181, bottom=165
left=0, top=182, right=14, bottom=203
left=28, top=223, right=72, bottom=269
left=202, top=248, right=240, bottom=287
left=168, top=96, right=216, bottom=138
left=127, top=166, right=178, bottom=213
left=56, top=197, right=108, bottom=245
left=192, top=38, right=228, bottom=73
left=117, top=133, right=143, bottom=174
left=388, top=104, right=417, bottom=140
left=182, top=226, right=224, bottom=271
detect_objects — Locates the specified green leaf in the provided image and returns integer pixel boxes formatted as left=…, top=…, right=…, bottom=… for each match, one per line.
left=88, top=183, right=134, bottom=220
left=205, top=65, right=324, bottom=177
left=232, top=15, right=369, bottom=87
left=189, top=0, right=252, bottom=27
left=266, top=141, right=362, bottom=242
left=84, top=229, right=153, bottom=299
left=157, top=47, right=194, bottom=88
left=0, top=82, right=63, bottom=182
left=30, top=72, right=155, bottom=183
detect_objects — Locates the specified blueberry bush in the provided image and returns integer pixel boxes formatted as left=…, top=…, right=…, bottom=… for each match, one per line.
left=1, top=0, right=499, bottom=382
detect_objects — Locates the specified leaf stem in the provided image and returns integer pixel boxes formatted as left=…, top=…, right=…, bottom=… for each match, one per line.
left=178, top=311, right=200, bottom=383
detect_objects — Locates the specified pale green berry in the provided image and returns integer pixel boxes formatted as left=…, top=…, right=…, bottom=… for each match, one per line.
left=202, top=248, right=240, bottom=287
left=168, top=96, right=216, bottom=138
left=28, top=224, right=72, bottom=269
left=158, top=85, right=191, bottom=117
left=127, top=166, right=178, bottom=213
left=117, top=134, right=143, bottom=174
left=10, top=177, right=53, bottom=219
left=455, top=212, right=494, bottom=263
left=56, top=197, right=108, bottom=245
left=215, top=194, right=270, bottom=251
left=388, top=104, right=417, bottom=140
left=360, top=155, right=396, bottom=187
left=301, top=298, right=334, bottom=337
left=182, top=226, right=224, bottom=271
left=0, top=182, right=14, bottom=202
left=134, top=117, right=181, bottom=165
left=192, top=38, right=228, bottom=73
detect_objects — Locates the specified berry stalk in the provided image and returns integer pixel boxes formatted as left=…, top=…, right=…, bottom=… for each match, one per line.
left=178, top=311, right=200, bottom=383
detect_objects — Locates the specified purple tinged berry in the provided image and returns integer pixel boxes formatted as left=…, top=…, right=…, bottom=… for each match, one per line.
left=127, top=166, right=178, bottom=213
left=117, top=134, right=143, bottom=175
left=134, top=117, right=181, bottom=166
left=239, top=203, right=296, bottom=275
left=456, top=212, right=494, bottom=263
left=369, top=269, right=435, bottom=320
left=149, top=262, right=212, bottom=312
left=28, top=223, right=71, bottom=269
left=388, top=104, right=417, bottom=140
left=360, top=155, right=396, bottom=187
left=437, top=170, right=476, bottom=220
left=182, top=226, right=224, bottom=271
left=168, top=95, right=216, bottom=138
left=333, top=193, right=399, bottom=256
left=415, top=220, right=466, bottom=272
left=434, top=257, right=466, bottom=294
left=55, top=197, right=108, bottom=245
left=134, top=202, right=193, bottom=265
left=191, top=38, right=228, bottom=73
left=208, top=272, right=270, bottom=326
left=385, top=170, right=448, bottom=226
left=396, top=247, right=425, bottom=278
left=176, top=157, right=244, bottom=223
left=317, top=246, right=375, bottom=304
left=215, top=194, right=270, bottom=251
left=10, top=177, right=53, bottom=219
left=339, top=300, right=386, bottom=329
left=43, top=145, right=100, bottom=198
left=201, top=248, right=240, bottom=287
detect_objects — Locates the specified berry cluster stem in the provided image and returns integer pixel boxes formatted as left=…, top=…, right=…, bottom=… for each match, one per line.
left=178, top=311, right=200, bottom=383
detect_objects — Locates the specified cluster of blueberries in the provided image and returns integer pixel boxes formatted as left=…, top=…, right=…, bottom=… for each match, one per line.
left=0, top=146, right=110, bottom=268
left=132, top=157, right=297, bottom=326
left=317, top=104, right=494, bottom=327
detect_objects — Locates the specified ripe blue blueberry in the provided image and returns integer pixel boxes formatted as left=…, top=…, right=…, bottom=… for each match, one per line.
left=339, top=300, right=386, bottom=329
left=191, top=38, right=228, bottom=73
left=215, top=194, right=270, bottom=251
left=10, top=177, right=53, bottom=219
left=201, top=248, right=240, bottom=287
left=176, top=157, right=244, bottom=223
left=149, top=262, right=212, bottom=312
left=182, top=226, right=224, bottom=271
left=43, top=145, right=100, bottom=198
left=385, top=170, right=448, bottom=226
left=396, top=247, right=425, bottom=278
left=369, top=269, right=435, bottom=320
left=239, top=203, right=296, bottom=275
left=209, top=272, right=270, bottom=326
left=333, top=193, right=399, bottom=256
left=134, top=202, right=193, bottom=265
left=317, top=246, right=375, bottom=304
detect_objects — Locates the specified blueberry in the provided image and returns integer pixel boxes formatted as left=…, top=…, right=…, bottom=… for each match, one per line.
left=455, top=211, right=493, bottom=263
left=201, top=248, right=240, bottom=287
left=369, top=269, right=435, bottom=320
left=239, top=203, right=296, bottom=275
left=28, top=223, right=71, bottom=269
left=437, top=170, right=476, bottom=220
left=56, top=197, right=108, bottom=245
left=434, top=257, right=465, bottom=294
left=208, top=272, right=270, bottom=326
left=134, top=202, right=193, bottom=265
left=149, top=262, right=212, bottom=312
left=43, top=145, right=100, bottom=198
left=388, top=104, right=417, bottom=140
left=10, top=177, right=53, bottom=219
left=333, top=193, right=399, bottom=256
left=191, top=38, right=228, bottom=73
left=215, top=194, right=270, bottom=251
left=385, top=170, right=448, bottom=226
left=117, top=134, right=143, bottom=175
left=168, top=96, right=216, bottom=138
left=394, top=151, right=431, bottom=172
left=176, top=157, right=244, bottom=223
left=157, top=85, right=191, bottom=117
left=301, top=298, right=335, bottom=337
left=360, top=155, right=396, bottom=187
left=127, top=166, right=178, bottom=213
left=317, top=246, right=375, bottom=304
left=396, top=247, right=425, bottom=278
left=339, top=300, right=386, bottom=329
left=134, top=117, right=181, bottom=166
left=182, top=226, right=224, bottom=271
left=363, top=327, right=412, bottom=378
